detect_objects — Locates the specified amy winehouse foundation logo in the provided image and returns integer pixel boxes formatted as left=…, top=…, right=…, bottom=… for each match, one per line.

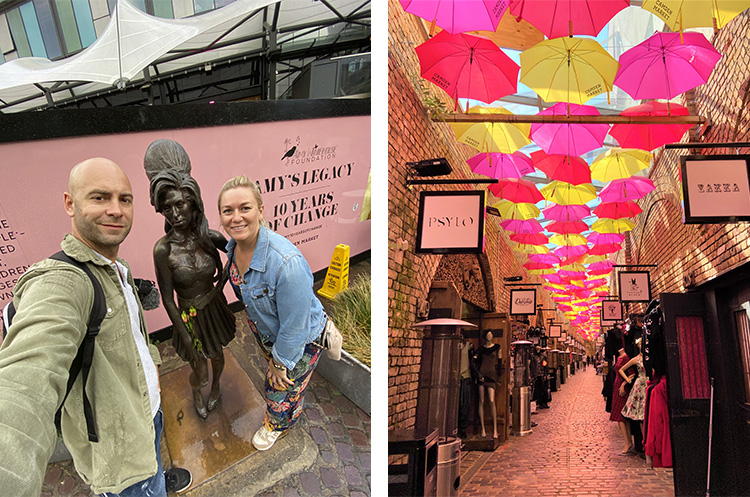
left=281, top=136, right=337, bottom=165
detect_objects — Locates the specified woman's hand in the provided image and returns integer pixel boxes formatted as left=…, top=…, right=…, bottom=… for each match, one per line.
left=619, top=383, right=627, bottom=397
left=267, top=358, right=295, bottom=390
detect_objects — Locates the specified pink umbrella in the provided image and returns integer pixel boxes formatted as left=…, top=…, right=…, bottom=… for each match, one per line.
left=511, top=233, right=549, bottom=245
left=488, top=177, right=544, bottom=203
left=545, top=220, right=589, bottom=234
left=530, top=103, right=610, bottom=157
left=588, top=243, right=622, bottom=255
left=416, top=31, right=520, bottom=106
left=500, top=218, right=544, bottom=234
left=509, top=0, right=628, bottom=38
left=524, top=261, right=555, bottom=271
left=593, top=201, right=643, bottom=219
left=531, top=151, right=592, bottom=185
left=587, top=232, right=624, bottom=244
left=599, top=176, right=655, bottom=202
left=467, top=151, right=534, bottom=179
left=589, top=267, right=615, bottom=276
left=400, top=0, right=509, bottom=34
left=542, top=203, right=591, bottom=222
left=609, top=101, right=693, bottom=151
left=552, top=245, right=588, bottom=259
left=560, top=270, right=587, bottom=278
left=614, top=31, right=721, bottom=100
left=543, top=275, right=565, bottom=285
left=529, top=253, right=561, bottom=265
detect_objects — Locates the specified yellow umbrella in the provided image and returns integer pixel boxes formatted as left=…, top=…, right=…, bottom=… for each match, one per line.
left=559, top=262, right=587, bottom=272
left=520, top=37, right=620, bottom=105
left=642, top=0, right=750, bottom=32
left=550, top=234, right=588, bottom=246
left=546, top=283, right=567, bottom=291
left=540, top=181, right=597, bottom=205
left=590, top=148, right=651, bottom=183
left=450, top=106, right=531, bottom=154
left=491, top=200, right=540, bottom=220
left=512, top=242, right=550, bottom=254
left=591, top=218, right=635, bottom=233
left=582, top=254, right=608, bottom=264
left=528, top=268, right=556, bottom=275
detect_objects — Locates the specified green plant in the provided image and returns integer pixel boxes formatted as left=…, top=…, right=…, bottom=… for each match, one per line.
left=330, top=275, right=371, bottom=367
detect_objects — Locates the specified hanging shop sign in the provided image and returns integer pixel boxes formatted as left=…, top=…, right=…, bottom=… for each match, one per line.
left=600, top=311, right=617, bottom=328
left=618, top=270, right=651, bottom=302
left=602, top=299, right=623, bottom=321
left=560, top=332, right=568, bottom=342
left=509, top=288, right=537, bottom=315
left=680, top=154, right=750, bottom=224
left=549, top=324, right=562, bottom=338
left=416, top=190, right=485, bottom=254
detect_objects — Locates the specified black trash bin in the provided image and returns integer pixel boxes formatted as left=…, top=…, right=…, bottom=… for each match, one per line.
left=388, top=429, right=438, bottom=496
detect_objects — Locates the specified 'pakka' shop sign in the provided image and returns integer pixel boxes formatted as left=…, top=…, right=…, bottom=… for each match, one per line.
left=681, top=154, right=750, bottom=224
left=416, top=191, right=485, bottom=254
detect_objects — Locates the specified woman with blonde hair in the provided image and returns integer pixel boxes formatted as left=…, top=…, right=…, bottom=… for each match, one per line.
left=217, top=175, right=339, bottom=451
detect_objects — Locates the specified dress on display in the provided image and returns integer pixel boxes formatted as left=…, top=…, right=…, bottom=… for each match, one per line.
left=621, top=358, right=647, bottom=421
left=477, top=344, right=500, bottom=387
left=609, top=353, right=635, bottom=422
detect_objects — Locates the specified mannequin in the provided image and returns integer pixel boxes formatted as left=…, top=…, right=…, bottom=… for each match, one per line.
left=610, top=347, right=636, bottom=454
left=457, top=334, right=476, bottom=439
left=475, top=331, right=500, bottom=438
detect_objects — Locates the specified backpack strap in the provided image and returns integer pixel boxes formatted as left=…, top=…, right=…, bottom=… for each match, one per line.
left=49, top=251, right=106, bottom=443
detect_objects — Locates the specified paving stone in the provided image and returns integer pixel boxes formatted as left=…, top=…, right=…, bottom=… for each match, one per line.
left=349, top=429, right=369, bottom=447
left=460, top=369, right=674, bottom=496
left=310, top=426, right=330, bottom=446
left=44, top=466, right=63, bottom=487
left=283, top=488, right=302, bottom=497
left=342, top=412, right=361, bottom=428
left=344, top=465, right=363, bottom=486
left=328, top=421, right=346, bottom=438
left=359, top=451, right=371, bottom=470
left=299, top=471, right=321, bottom=495
left=320, top=467, right=341, bottom=488
left=336, top=442, right=356, bottom=462
left=321, top=450, right=336, bottom=463
left=305, top=406, right=323, bottom=423
left=320, top=402, right=339, bottom=418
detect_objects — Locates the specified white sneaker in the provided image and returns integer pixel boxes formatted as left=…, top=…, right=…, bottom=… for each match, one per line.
left=252, top=425, right=282, bottom=451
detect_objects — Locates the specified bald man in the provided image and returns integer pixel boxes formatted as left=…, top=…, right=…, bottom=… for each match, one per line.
left=0, top=159, right=190, bottom=496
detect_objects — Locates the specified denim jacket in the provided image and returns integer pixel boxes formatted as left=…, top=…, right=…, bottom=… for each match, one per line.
left=226, top=226, right=326, bottom=370
left=0, top=235, right=161, bottom=496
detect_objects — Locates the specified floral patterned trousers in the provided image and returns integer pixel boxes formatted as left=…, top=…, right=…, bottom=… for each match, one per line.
left=247, top=317, right=321, bottom=432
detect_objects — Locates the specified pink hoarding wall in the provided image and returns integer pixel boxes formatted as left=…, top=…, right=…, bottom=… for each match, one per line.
left=0, top=115, right=371, bottom=333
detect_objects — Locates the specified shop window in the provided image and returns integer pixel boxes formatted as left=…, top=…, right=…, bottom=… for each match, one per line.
left=733, top=310, right=750, bottom=403
left=675, top=315, right=710, bottom=399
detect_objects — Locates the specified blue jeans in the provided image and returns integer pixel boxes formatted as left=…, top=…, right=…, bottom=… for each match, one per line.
left=101, top=409, right=166, bottom=497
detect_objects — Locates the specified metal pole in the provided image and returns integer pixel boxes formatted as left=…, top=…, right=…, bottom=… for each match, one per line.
left=706, top=377, right=714, bottom=497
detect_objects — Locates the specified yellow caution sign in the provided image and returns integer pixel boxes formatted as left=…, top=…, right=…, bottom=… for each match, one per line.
left=317, top=244, right=350, bottom=300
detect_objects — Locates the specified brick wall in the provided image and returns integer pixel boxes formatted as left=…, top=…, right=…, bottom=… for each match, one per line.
left=626, top=12, right=750, bottom=312
left=388, top=0, right=562, bottom=431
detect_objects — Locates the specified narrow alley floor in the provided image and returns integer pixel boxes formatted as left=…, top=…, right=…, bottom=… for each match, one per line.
left=460, top=367, right=674, bottom=497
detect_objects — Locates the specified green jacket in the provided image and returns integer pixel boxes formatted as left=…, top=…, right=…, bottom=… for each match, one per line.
left=0, top=234, right=162, bottom=495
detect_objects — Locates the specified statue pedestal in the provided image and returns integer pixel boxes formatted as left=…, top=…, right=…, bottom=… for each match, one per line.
left=160, top=348, right=265, bottom=489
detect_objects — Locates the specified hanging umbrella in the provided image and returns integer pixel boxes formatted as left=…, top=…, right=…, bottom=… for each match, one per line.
left=559, top=255, right=585, bottom=267
left=599, top=176, right=655, bottom=202
left=587, top=232, right=625, bottom=245
left=549, top=233, right=588, bottom=246
left=590, top=148, right=651, bottom=183
left=588, top=243, right=622, bottom=255
left=513, top=242, right=550, bottom=254
left=416, top=32, right=520, bottom=107
left=500, top=218, right=544, bottom=234
left=467, top=151, right=535, bottom=179
left=589, top=266, right=616, bottom=276
left=531, top=151, right=592, bottom=185
left=593, top=201, right=643, bottom=219
left=492, top=200, right=541, bottom=220
left=609, top=101, right=693, bottom=151
left=529, top=268, right=557, bottom=275
left=641, top=0, right=750, bottom=33
left=524, top=261, right=555, bottom=271
left=542, top=203, right=591, bottom=222
left=541, top=181, right=597, bottom=205
left=588, top=260, right=615, bottom=272
left=400, top=0, right=509, bottom=34
left=542, top=273, right=565, bottom=284
left=451, top=106, right=532, bottom=153
left=489, top=178, right=544, bottom=203
left=613, top=31, right=721, bottom=101
left=511, top=233, right=550, bottom=245
left=581, top=254, right=609, bottom=264
left=552, top=245, right=588, bottom=259
left=559, top=262, right=587, bottom=272
left=591, top=218, right=635, bottom=233
left=529, top=253, right=561, bottom=265
left=545, top=220, right=589, bottom=234
left=530, top=103, right=610, bottom=157
left=560, top=269, right=587, bottom=279
left=510, top=0, right=629, bottom=38
left=520, top=37, right=620, bottom=105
